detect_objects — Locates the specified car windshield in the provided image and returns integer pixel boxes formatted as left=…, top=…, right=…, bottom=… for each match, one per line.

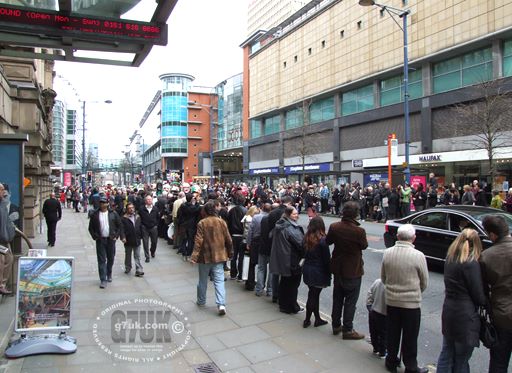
left=464, top=210, right=512, bottom=232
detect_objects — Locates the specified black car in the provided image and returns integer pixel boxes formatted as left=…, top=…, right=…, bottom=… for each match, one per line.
left=383, top=205, right=512, bottom=262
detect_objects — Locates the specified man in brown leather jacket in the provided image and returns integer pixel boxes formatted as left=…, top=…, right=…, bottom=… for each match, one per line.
left=326, top=201, right=368, bottom=340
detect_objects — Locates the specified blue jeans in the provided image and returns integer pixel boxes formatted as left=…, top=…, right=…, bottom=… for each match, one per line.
left=256, top=254, right=272, bottom=295
left=197, top=263, right=226, bottom=306
left=489, top=326, right=512, bottom=373
left=436, top=336, right=474, bottom=373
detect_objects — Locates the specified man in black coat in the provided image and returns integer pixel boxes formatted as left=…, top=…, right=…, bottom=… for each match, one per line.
left=227, top=195, right=247, bottom=280
left=139, top=195, right=159, bottom=262
left=120, top=203, right=144, bottom=277
left=88, top=196, right=123, bottom=288
left=176, top=193, right=201, bottom=260
left=42, top=192, right=62, bottom=247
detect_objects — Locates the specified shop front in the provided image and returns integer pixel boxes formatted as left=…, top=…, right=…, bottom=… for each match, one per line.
left=284, top=163, right=341, bottom=187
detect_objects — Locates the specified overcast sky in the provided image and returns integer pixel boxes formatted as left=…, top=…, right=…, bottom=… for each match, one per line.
left=54, top=0, right=248, bottom=161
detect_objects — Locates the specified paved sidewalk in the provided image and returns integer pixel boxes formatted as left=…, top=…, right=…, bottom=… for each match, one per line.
left=1, top=209, right=392, bottom=373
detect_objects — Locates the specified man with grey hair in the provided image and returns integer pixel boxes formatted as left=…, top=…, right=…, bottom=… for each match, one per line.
left=381, top=224, right=429, bottom=373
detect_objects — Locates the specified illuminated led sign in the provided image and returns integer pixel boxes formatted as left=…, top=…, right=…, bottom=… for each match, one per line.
left=0, top=4, right=167, bottom=45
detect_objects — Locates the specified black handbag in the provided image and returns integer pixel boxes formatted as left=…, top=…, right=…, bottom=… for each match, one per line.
left=479, top=307, right=499, bottom=349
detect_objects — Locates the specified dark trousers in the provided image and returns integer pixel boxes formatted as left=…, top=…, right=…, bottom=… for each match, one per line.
left=96, top=238, right=116, bottom=282
left=331, top=276, right=362, bottom=332
left=489, top=326, right=512, bottom=373
left=179, top=227, right=196, bottom=256
left=230, top=236, right=245, bottom=279
left=320, top=198, right=329, bottom=213
left=386, top=306, right=421, bottom=371
left=73, top=200, right=79, bottom=212
left=369, top=310, right=387, bottom=355
left=305, top=286, right=324, bottom=321
left=245, top=239, right=259, bottom=289
left=278, top=273, right=302, bottom=313
left=46, top=220, right=57, bottom=245
left=141, top=225, right=158, bottom=259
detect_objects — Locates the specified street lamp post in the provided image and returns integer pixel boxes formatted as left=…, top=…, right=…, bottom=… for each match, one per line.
left=359, top=0, right=411, bottom=184
left=81, top=99, right=112, bottom=191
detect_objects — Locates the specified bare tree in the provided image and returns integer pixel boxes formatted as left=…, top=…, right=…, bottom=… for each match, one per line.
left=449, top=79, right=512, bottom=188
left=284, top=99, right=317, bottom=183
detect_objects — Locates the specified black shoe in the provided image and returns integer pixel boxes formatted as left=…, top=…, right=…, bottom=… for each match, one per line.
left=99, top=281, right=107, bottom=289
left=145, top=258, right=150, bottom=263
left=314, top=319, right=328, bottom=327
left=332, top=326, right=342, bottom=335
left=279, top=308, right=293, bottom=314
left=272, top=297, right=278, bottom=303
left=405, top=368, right=429, bottom=373
left=107, top=276, right=112, bottom=282
left=385, top=360, right=398, bottom=373
left=303, top=320, right=311, bottom=328
left=151, top=253, right=155, bottom=258
left=124, top=269, right=131, bottom=274
left=135, top=272, right=144, bottom=277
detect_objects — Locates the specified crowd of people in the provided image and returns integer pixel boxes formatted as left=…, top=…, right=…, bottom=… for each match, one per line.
left=32, top=176, right=511, bottom=373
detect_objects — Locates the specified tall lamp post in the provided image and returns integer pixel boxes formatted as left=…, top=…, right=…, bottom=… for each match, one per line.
left=359, top=0, right=411, bottom=184
left=81, top=99, right=112, bottom=191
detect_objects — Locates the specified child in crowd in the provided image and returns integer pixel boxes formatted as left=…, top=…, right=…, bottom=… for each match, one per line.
left=367, top=278, right=387, bottom=358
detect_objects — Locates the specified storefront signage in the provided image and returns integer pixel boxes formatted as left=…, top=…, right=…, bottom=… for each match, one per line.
left=249, top=167, right=279, bottom=175
left=364, top=173, right=388, bottom=186
left=419, top=154, right=441, bottom=162
left=352, top=159, right=363, bottom=168
left=284, top=163, right=331, bottom=174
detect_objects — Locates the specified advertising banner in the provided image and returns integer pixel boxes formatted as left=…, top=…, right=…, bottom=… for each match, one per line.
left=63, top=172, right=72, bottom=187
left=0, top=143, right=22, bottom=228
left=16, top=257, right=74, bottom=332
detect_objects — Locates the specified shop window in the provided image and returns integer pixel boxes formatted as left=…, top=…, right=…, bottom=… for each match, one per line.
left=342, top=84, right=374, bottom=116
left=310, top=97, right=335, bottom=124
left=433, top=47, right=492, bottom=93
left=504, top=39, right=512, bottom=77
left=380, top=68, right=423, bottom=107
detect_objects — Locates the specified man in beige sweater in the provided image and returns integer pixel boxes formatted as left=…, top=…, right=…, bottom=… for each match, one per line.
left=381, top=224, right=429, bottom=373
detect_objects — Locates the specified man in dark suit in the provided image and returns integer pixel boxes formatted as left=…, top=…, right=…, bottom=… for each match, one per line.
left=326, top=201, right=368, bottom=340
left=139, top=195, right=159, bottom=262
left=42, top=192, right=62, bottom=247
left=121, top=202, right=144, bottom=277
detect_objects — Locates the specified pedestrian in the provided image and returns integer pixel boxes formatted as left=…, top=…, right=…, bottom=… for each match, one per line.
left=59, top=190, right=66, bottom=209
left=227, top=194, right=247, bottom=281
left=42, top=192, right=62, bottom=247
left=480, top=215, right=512, bottom=373
left=72, top=189, right=80, bottom=212
left=270, top=206, right=305, bottom=314
left=139, top=195, right=159, bottom=262
left=190, top=201, right=233, bottom=315
left=367, top=278, right=387, bottom=358
left=243, top=205, right=260, bottom=291
left=172, top=191, right=186, bottom=250
left=474, top=183, right=488, bottom=207
left=400, top=182, right=412, bottom=217
left=490, top=190, right=503, bottom=210
left=302, top=216, right=330, bottom=328
left=412, top=183, right=427, bottom=212
left=436, top=228, right=487, bottom=373
left=327, top=201, right=367, bottom=339
left=176, top=193, right=201, bottom=261
left=88, top=196, right=123, bottom=289
left=0, top=183, right=15, bottom=295
left=381, top=224, right=429, bottom=373
left=253, top=203, right=272, bottom=297
left=120, top=203, right=144, bottom=277
left=461, top=185, right=475, bottom=205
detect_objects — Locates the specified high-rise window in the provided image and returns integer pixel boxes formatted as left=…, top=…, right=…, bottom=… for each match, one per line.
left=264, top=115, right=280, bottom=135
left=342, top=85, right=374, bottom=116
left=250, top=119, right=262, bottom=139
left=504, top=40, right=512, bottom=77
left=309, top=97, right=335, bottom=124
left=285, top=108, right=304, bottom=129
left=380, top=69, right=423, bottom=107
left=433, top=47, right=492, bottom=93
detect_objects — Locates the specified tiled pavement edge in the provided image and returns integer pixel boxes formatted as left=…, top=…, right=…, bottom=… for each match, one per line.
left=0, top=209, right=391, bottom=373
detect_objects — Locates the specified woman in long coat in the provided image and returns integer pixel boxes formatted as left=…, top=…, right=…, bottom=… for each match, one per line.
left=436, top=228, right=487, bottom=372
left=269, top=206, right=305, bottom=314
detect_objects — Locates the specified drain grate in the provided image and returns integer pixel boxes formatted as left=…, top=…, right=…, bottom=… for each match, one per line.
left=192, top=362, right=221, bottom=373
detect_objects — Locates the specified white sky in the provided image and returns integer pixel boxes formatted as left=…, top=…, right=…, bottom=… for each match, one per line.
left=54, top=0, right=248, bottom=160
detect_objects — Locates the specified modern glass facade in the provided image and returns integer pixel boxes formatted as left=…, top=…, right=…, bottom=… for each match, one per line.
left=215, top=73, right=243, bottom=152
left=159, top=73, right=193, bottom=156
left=52, top=100, right=65, bottom=165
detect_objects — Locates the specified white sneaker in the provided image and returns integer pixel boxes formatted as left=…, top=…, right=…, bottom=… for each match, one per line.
left=218, top=305, right=226, bottom=316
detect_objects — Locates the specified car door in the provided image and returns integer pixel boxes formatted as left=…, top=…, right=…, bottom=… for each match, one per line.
left=410, top=211, right=449, bottom=261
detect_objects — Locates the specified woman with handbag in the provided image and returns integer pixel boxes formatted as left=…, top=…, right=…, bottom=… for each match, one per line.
left=302, top=216, right=330, bottom=328
left=436, top=228, right=487, bottom=373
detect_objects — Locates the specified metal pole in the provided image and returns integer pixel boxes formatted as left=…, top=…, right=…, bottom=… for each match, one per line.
left=82, top=100, right=86, bottom=191
left=402, top=11, right=411, bottom=184
left=209, top=99, right=214, bottom=186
